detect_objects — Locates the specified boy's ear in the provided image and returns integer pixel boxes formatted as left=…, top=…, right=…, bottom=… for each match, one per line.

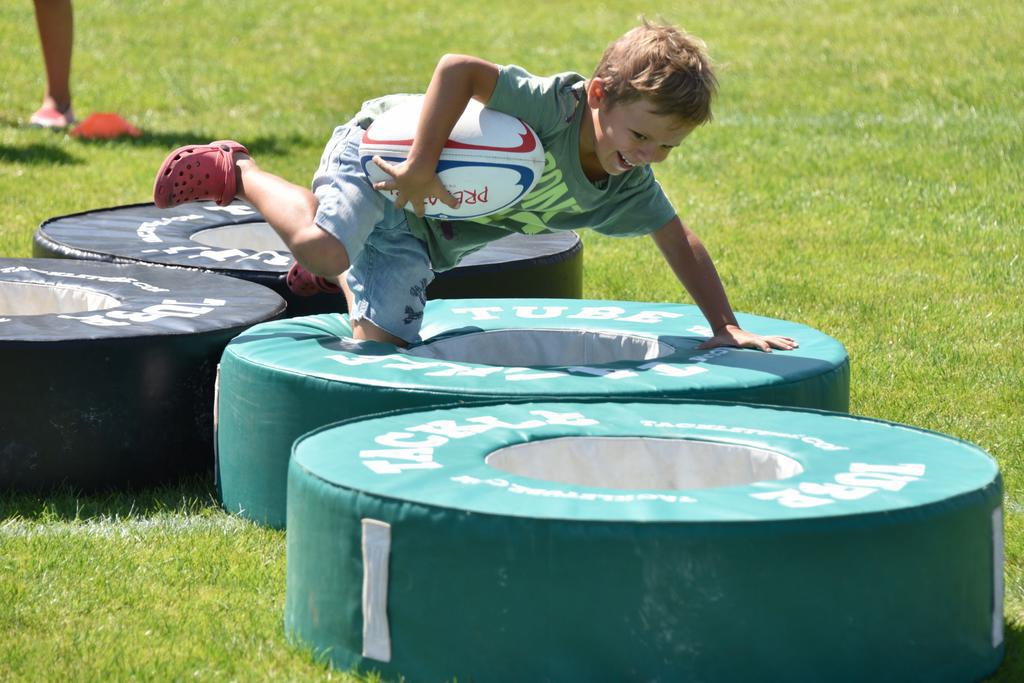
left=586, top=77, right=607, bottom=108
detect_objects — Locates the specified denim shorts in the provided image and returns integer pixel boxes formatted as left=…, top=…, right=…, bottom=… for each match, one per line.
left=311, top=122, right=434, bottom=343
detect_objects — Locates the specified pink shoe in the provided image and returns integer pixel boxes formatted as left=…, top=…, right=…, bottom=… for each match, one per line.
left=286, top=263, right=342, bottom=296
left=29, top=105, right=75, bottom=129
left=153, top=140, right=248, bottom=208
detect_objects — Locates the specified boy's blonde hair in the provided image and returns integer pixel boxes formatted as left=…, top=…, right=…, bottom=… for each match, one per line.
left=593, top=21, right=718, bottom=125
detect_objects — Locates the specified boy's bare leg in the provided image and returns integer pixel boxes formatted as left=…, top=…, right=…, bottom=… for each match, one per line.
left=234, top=155, right=409, bottom=347
left=234, top=156, right=348, bottom=278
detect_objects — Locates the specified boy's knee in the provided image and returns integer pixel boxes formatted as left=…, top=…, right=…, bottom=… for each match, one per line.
left=290, top=224, right=350, bottom=277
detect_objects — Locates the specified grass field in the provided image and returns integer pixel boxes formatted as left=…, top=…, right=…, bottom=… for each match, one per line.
left=1, top=0, right=1022, bottom=680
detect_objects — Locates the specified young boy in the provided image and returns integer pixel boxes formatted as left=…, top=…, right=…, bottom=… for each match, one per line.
left=153, top=21, right=796, bottom=352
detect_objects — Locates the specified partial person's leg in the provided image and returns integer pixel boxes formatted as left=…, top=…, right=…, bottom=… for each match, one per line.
left=31, top=0, right=74, bottom=125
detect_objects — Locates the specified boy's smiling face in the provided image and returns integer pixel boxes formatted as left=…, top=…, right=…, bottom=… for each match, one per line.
left=579, top=78, right=696, bottom=181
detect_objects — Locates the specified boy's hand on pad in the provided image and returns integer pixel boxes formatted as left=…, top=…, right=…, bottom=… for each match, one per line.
left=371, top=156, right=461, bottom=218
left=696, top=324, right=799, bottom=354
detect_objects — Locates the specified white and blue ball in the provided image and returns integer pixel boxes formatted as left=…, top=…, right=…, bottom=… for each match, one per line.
left=359, top=97, right=546, bottom=220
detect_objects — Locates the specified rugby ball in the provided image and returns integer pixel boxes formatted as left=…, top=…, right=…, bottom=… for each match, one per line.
left=359, top=97, right=546, bottom=220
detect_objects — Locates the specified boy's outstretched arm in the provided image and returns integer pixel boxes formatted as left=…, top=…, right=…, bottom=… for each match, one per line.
left=651, top=216, right=798, bottom=353
left=370, top=54, right=500, bottom=217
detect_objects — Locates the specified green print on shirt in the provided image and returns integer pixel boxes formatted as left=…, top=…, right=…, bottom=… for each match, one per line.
left=472, top=152, right=581, bottom=233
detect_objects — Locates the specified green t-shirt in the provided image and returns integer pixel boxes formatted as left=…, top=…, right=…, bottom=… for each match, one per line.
left=353, top=65, right=677, bottom=271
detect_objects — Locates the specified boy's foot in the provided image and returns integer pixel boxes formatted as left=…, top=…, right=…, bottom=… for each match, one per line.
left=153, top=140, right=248, bottom=208
left=286, top=263, right=342, bottom=296
left=29, top=105, right=75, bottom=129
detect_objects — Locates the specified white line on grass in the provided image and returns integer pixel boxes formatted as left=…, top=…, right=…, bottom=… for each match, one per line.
left=0, top=513, right=257, bottom=539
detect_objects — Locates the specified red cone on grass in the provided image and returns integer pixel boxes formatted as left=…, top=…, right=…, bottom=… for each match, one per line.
left=71, top=113, right=142, bottom=139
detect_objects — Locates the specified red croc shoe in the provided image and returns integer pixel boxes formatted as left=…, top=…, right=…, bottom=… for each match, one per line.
left=286, top=263, right=342, bottom=297
left=153, top=140, right=248, bottom=208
